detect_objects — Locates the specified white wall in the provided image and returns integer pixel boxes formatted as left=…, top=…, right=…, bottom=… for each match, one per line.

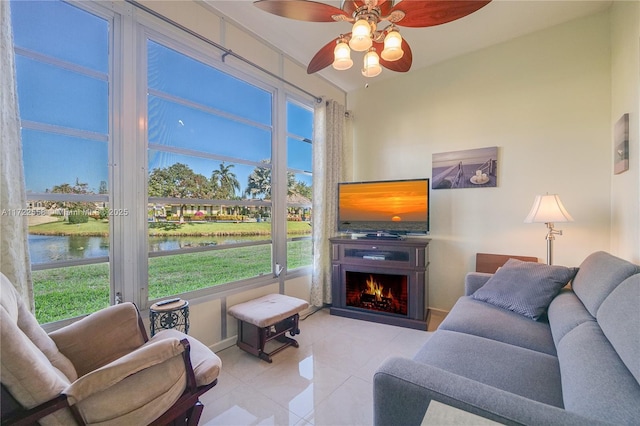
left=348, top=11, right=622, bottom=310
left=610, top=1, right=640, bottom=263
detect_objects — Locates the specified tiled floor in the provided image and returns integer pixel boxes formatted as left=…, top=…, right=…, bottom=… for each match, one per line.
left=199, top=308, right=433, bottom=425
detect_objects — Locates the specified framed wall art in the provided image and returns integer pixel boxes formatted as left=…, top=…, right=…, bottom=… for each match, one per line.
left=614, top=113, right=629, bottom=175
left=432, top=146, right=498, bottom=189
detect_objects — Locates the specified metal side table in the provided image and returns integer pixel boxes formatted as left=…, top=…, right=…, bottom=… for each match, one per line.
left=149, top=298, right=189, bottom=337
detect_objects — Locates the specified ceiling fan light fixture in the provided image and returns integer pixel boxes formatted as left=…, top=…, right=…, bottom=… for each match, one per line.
left=332, top=39, right=353, bottom=70
left=381, top=28, right=403, bottom=62
left=362, top=48, right=382, bottom=78
left=349, top=18, right=373, bottom=51
left=254, top=0, right=494, bottom=77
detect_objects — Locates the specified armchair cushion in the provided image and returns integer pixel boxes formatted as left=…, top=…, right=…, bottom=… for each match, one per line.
left=69, top=341, right=189, bottom=425
left=0, top=273, right=77, bottom=382
left=0, top=274, right=77, bottom=425
left=49, top=303, right=147, bottom=377
left=152, top=329, right=222, bottom=387
left=64, top=337, right=186, bottom=404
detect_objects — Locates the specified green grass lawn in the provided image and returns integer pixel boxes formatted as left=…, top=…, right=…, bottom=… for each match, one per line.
left=33, top=263, right=111, bottom=324
left=29, top=218, right=312, bottom=237
left=30, top=217, right=110, bottom=236
left=31, top=231, right=312, bottom=324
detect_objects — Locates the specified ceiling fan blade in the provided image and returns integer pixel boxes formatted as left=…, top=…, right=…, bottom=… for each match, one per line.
left=374, top=38, right=413, bottom=72
left=307, top=37, right=342, bottom=74
left=254, top=0, right=349, bottom=22
left=341, top=1, right=360, bottom=16
left=342, top=0, right=393, bottom=17
left=390, top=0, right=491, bottom=28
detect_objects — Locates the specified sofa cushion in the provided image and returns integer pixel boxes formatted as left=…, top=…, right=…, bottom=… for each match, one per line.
left=438, top=296, right=557, bottom=356
left=557, top=321, right=640, bottom=425
left=472, top=259, right=577, bottom=320
left=571, top=251, right=640, bottom=317
left=547, top=289, right=595, bottom=347
left=597, top=274, right=640, bottom=384
left=413, top=330, right=564, bottom=408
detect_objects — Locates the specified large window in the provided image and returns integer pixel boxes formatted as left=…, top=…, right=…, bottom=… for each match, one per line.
left=11, top=0, right=112, bottom=323
left=286, top=100, right=313, bottom=270
left=11, top=0, right=314, bottom=323
left=146, top=40, right=275, bottom=299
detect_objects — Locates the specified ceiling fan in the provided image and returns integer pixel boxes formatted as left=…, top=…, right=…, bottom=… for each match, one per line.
left=254, top=0, right=492, bottom=77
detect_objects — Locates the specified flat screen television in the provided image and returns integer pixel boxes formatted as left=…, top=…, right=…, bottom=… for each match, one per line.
left=337, top=178, right=430, bottom=236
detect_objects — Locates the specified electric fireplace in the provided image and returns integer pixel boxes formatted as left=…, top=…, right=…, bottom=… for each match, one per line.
left=329, top=237, right=430, bottom=330
left=346, top=271, right=408, bottom=316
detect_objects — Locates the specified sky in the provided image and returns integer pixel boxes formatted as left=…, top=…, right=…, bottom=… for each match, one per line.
left=432, top=146, right=498, bottom=169
left=11, top=0, right=313, bottom=196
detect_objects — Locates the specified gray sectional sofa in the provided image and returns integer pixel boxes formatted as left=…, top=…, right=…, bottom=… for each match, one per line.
left=374, top=251, right=640, bottom=425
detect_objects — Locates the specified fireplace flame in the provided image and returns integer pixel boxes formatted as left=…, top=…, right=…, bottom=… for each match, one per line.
left=364, top=275, right=393, bottom=301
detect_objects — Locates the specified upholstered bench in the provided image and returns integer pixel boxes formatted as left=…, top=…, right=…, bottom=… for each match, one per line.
left=228, top=294, right=309, bottom=363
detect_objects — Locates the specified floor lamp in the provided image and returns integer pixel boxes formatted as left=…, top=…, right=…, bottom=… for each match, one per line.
left=524, top=194, right=573, bottom=265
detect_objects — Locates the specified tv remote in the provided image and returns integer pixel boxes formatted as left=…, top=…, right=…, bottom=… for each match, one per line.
left=155, top=298, right=181, bottom=306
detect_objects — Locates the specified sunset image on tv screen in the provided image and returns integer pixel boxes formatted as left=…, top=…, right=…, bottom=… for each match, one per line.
left=339, top=180, right=428, bottom=222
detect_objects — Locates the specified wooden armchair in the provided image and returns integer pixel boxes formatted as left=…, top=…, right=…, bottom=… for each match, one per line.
left=0, top=273, right=221, bottom=425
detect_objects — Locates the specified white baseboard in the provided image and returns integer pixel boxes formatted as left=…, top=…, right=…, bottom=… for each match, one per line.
left=209, top=336, right=236, bottom=353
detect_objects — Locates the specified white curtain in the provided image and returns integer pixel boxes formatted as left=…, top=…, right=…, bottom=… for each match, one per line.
left=0, top=0, right=34, bottom=311
left=310, top=99, right=347, bottom=307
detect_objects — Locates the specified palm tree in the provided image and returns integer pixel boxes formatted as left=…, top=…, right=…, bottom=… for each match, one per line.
left=245, top=160, right=272, bottom=199
left=211, top=162, right=240, bottom=198
left=211, top=162, right=240, bottom=215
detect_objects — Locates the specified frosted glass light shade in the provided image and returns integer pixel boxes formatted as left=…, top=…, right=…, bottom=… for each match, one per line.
left=361, top=49, right=382, bottom=77
left=332, top=41, right=353, bottom=70
left=349, top=19, right=372, bottom=51
left=524, top=194, right=574, bottom=223
left=381, top=29, right=403, bottom=61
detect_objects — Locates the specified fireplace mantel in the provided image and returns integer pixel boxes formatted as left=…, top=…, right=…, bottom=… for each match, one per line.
left=329, top=236, right=430, bottom=330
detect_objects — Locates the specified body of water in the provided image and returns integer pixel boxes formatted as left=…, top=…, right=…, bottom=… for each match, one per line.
left=28, top=234, right=264, bottom=264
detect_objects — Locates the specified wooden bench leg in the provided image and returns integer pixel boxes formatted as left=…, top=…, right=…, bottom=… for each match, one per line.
left=236, top=320, right=262, bottom=359
left=235, top=314, right=302, bottom=363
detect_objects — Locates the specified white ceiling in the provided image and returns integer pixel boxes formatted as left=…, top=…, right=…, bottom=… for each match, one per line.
left=203, top=1, right=611, bottom=93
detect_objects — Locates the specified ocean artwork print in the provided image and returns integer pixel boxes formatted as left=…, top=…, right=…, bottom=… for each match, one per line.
left=432, top=146, right=498, bottom=190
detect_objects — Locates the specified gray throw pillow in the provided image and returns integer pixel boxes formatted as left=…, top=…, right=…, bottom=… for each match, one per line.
left=472, top=258, right=578, bottom=320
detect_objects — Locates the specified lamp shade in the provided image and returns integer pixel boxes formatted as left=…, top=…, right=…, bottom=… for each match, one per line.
left=361, top=48, right=382, bottom=77
left=349, top=19, right=372, bottom=51
left=332, top=40, right=353, bottom=70
left=524, top=194, right=574, bottom=223
left=381, top=29, right=404, bottom=61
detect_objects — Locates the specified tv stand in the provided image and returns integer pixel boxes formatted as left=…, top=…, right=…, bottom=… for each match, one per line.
left=329, top=236, right=430, bottom=330
left=361, top=232, right=402, bottom=240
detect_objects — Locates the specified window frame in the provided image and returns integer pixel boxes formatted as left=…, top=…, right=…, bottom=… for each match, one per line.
left=13, top=0, right=117, bottom=328
left=138, top=25, right=286, bottom=304
left=284, top=95, right=314, bottom=274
